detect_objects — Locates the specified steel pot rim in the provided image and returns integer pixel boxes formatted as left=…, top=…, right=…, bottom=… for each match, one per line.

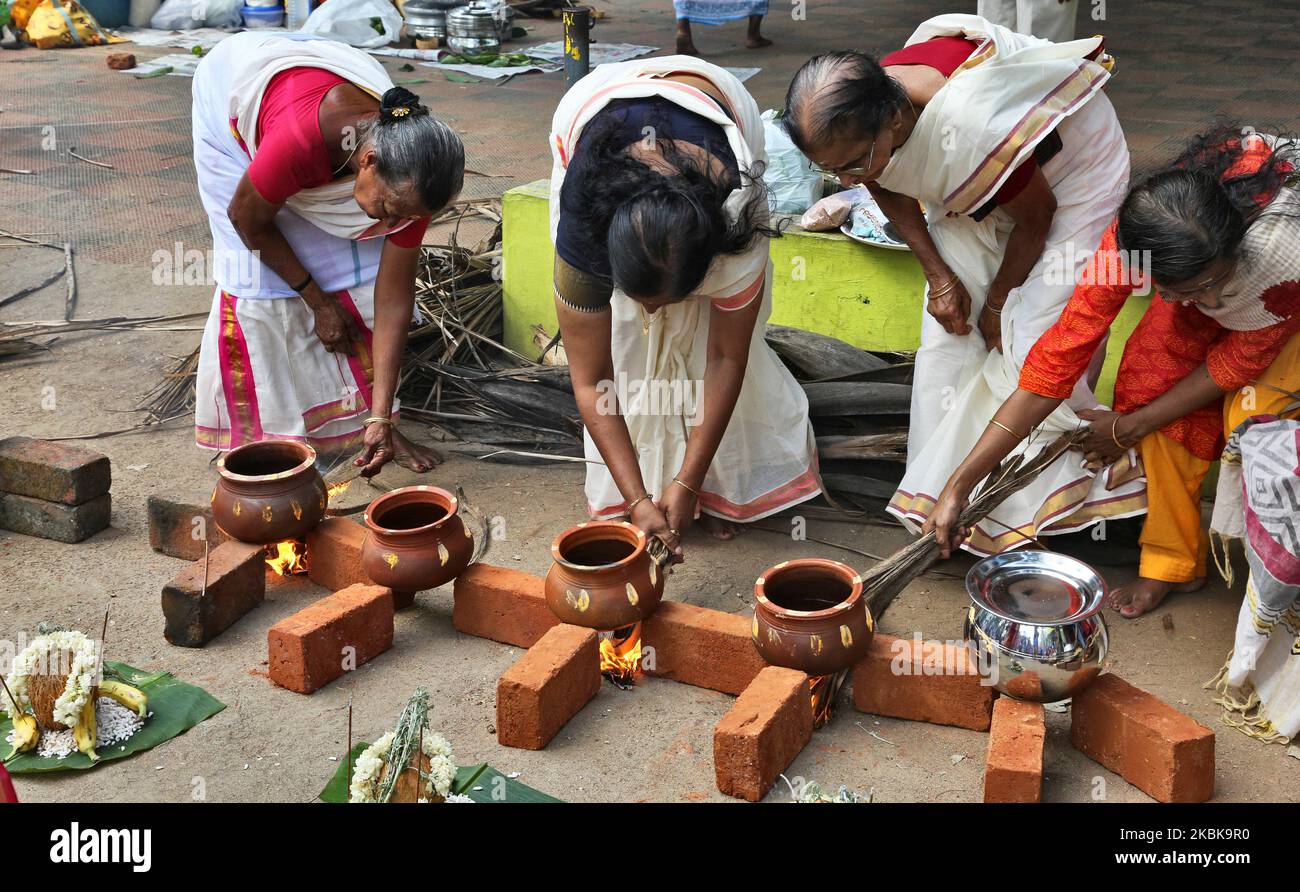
left=965, top=551, right=1108, bottom=627
left=217, top=439, right=317, bottom=484
left=550, top=520, right=647, bottom=572
left=755, top=558, right=865, bottom=620
left=364, top=485, right=460, bottom=538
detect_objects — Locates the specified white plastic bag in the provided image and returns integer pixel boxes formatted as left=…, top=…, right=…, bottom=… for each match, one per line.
left=761, top=109, right=823, bottom=215
left=800, top=186, right=868, bottom=231
left=301, top=0, right=402, bottom=48
left=148, top=0, right=240, bottom=29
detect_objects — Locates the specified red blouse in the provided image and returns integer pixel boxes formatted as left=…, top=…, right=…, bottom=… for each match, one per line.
left=247, top=67, right=429, bottom=249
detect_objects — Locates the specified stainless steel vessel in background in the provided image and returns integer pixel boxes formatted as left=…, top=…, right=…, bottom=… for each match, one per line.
left=963, top=550, right=1109, bottom=703
left=446, top=1, right=503, bottom=56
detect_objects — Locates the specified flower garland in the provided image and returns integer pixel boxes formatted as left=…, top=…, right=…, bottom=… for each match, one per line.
left=348, top=730, right=456, bottom=803
left=4, top=630, right=99, bottom=729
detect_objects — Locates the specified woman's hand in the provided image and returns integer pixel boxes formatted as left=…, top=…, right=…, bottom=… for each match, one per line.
left=302, top=284, right=359, bottom=355
left=658, top=481, right=698, bottom=557
left=354, top=421, right=395, bottom=477
left=1075, top=408, right=1140, bottom=469
left=977, top=304, right=1003, bottom=353
left=926, top=273, right=973, bottom=336
left=631, top=497, right=683, bottom=564
left=923, top=481, right=972, bottom=559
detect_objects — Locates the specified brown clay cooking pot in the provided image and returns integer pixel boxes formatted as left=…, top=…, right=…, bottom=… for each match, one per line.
left=544, top=521, right=666, bottom=630
left=361, top=485, right=474, bottom=591
left=211, top=440, right=327, bottom=544
left=752, top=559, right=874, bottom=676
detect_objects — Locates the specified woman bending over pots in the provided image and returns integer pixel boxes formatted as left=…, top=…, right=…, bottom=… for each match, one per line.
left=549, top=55, right=820, bottom=560
left=928, top=127, right=1300, bottom=618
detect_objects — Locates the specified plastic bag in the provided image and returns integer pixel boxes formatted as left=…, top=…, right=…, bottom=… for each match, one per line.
left=760, top=109, right=823, bottom=215
left=800, top=186, right=868, bottom=231
left=301, top=0, right=402, bottom=48
left=148, top=0, right=238, bottom=29
left=26, top=0, right=121, bottom=47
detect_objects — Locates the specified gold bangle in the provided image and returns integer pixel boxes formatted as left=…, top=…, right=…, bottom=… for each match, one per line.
left=627, top=492, right=651, bottom=513
left=1110, top=416, right=1133, bottom=451
left=363, top=416, right=394, bottom=428
left=990, top=419, right=1024, bottom=440
left=928, top=279, right=956, bottom=299
left=985, top=303, right=1003, bottom=316
left=671, top=477, right=700, bottom=496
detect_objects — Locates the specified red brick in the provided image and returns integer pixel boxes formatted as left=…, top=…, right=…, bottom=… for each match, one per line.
left=852, top=633, right=996, bottom=731
left=0, top=437, right=110, bottom=505
left=984, top=698, right=1045, bottom=803
left=714, top=667, right=813, bottom=802
left=267, top=583, right=395, bottom=694
left=496, top=623, right=600, bottom=750
left=0, top=491, right=110, bottom=543
left=642, top=601, right=767, bottom=695
left=148, top=495, right=229, bottom=561
left=305, top=517, right=372, bottom=592
left=162, top=541, right=266, bottom=647
left=1071, top=673, right=1215, bottom=803
left=453, top=563, right=558, bottom=648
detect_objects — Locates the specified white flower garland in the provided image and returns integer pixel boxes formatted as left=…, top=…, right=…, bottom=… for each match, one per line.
left=4, top=630, right=100, bottom=729
left=348, top=729, right=457, bottom=803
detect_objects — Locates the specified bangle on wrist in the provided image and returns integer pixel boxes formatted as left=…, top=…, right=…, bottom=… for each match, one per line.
left=989, top=419, right=1025, bottom=440
left=627, top=492, right=651, bottom=513
left=1110, top=416, right=1135, bottom=450
left=363, top=416, right=394, bottom=429
left=292, top=273, right=314, bottom=294
left=671, top=477, right=700, bottom=497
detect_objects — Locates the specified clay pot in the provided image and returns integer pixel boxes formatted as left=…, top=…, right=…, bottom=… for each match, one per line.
left=212, top=440, right=327, bottom=544
left=361, top=486, right=474, bottom=592
left=544, top=521, right=666, bottom=630
left=752, top=559, right=874, bottom=676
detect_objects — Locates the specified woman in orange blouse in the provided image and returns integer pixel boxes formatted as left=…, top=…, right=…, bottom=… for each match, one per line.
left=927, top=127, right=1300, bottom=617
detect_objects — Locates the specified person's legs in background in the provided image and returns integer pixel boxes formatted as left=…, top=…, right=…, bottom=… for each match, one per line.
left=746, top=12, right=771, bottom=49
left=675, top=16, right=698, bottom=55
left=1018, top=0, right=1077, bottom=42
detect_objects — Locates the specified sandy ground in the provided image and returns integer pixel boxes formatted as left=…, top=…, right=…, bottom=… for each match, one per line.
left=3, top=0, right=1299, bottom=803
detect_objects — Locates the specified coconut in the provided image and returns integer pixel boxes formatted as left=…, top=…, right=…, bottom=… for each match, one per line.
left=26, top=661, right=96, bottom=731
left=376, top=750, right=444, bottom=803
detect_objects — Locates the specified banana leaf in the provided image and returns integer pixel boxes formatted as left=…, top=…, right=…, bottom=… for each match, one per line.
left=0, top=661, right=225, bottom=773
left=320, top=742, right=561, bottom=803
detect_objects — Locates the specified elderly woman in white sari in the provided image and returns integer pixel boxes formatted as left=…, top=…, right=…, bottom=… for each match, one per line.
left=191, top=32, right=463, bottom=475
left=549, top=56, right=819, bottom=559
left=783, top=13, right=1138, bottom=554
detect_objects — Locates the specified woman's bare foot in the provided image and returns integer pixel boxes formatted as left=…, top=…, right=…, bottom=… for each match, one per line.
left=745, top=15, right=771, bottom=48
left=699, top=513, right=746, bottom=540
left=391, top=429, right=443, bottom=473
left=1107, top=576, right=1205, bottom=619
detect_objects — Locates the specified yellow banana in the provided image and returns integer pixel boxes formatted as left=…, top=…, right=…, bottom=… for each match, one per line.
left=6, top=712, right=39, bottom=760
left=73, top=700, right=98, bottom=762
left=99, top=680, right=147, bottom=718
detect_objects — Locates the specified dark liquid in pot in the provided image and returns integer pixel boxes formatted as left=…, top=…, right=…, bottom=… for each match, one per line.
left=375, top=503, right=448, bottom=530
left=563, top=538, right=636, bottom=567
left=226, top=449, right=302, bottom=477
left=765, top=574, right=852, bottom=612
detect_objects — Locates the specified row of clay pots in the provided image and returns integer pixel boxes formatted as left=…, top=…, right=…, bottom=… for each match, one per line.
left=210, top=440, right=473, bottom=592
left=210, top=441, right=876, bottom=678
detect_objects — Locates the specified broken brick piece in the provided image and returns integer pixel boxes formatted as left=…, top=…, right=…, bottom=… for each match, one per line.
left=453, top=563, right=558, bottom=648
left=0, top=437, right=110, bottom=505
left=496, top=623, right=599, bottom=750
left=106, top=52, right=136, bottom=70
left=148, top=495, right=229, bottom=561
left=305, top=517, right=372, bottom=592
left=714, top=666, right=813, bottom=802
left=851, top=633, right=995, bottom=731
left=267, top=583, right=394, bottom=694
left=984, top=697, right=1045, bottom=803
left=642, top=600, right=767, bottom=695
left=162, top=540, right=266, bottom=647
left=0, top=491, right=110, bottom=543
left=1071, top=673, right=1214, bottom=803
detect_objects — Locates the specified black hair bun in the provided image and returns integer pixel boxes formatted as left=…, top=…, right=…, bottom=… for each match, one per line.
left=379, top=86, right=429, bottom=124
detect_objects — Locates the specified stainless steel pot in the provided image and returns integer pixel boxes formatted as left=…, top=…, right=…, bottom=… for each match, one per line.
left=404, top=0, right=461, bottom=39
left=446, top=2, right=501, bottom=56
left=962, top=550, right=1108, bottom=703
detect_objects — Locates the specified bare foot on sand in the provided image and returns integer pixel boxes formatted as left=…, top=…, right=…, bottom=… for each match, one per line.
left=745, top=15, right=771, bottom=48
left=699, top=513, right=746, bottom=540
left=1108, top=576, right=1205, bottom=618
left=391, top=429, right=443, bottom=474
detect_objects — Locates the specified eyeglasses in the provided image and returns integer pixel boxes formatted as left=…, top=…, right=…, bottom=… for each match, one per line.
left=1158, top=260, right=1238, bottom=303
left=812, top=141, right=876, bottom=183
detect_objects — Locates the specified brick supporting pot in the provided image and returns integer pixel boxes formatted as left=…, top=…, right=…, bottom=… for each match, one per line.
left=496, top=623, right=600, bottom=750
left=453, top=564, right=559, bottom=648
left=267, top=583, right=395, bottom=694
left=714, top=666, right=813, bottom=802
left=147, top=495, right=229, bottom=561
left=984, top=697, right=1045, bottom=803
left=162, top=541, right=266, bottom=647
left=642, top=600, right=767, bottom=695
left=851, top=632, right=996, bottom=731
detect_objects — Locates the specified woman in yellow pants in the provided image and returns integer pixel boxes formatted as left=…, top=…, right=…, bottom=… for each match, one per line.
left=926, top=126, right=1300, bottom=617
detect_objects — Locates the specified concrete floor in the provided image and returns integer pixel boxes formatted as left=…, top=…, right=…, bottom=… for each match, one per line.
left=2, top=1, right=1299, bottom=802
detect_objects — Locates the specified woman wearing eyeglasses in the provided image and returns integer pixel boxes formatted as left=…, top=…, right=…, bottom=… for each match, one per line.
left=782, top=14, right=1133, bottom=562
left=927, top=128, right=1300, bottom=617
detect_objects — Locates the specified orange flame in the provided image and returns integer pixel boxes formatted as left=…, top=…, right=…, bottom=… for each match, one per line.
left=327, top=478, right=353, bottom=500
left=265, top=539, right=308, bottom=576
left=808, top=671, right=848, bottom=729
left=599, top=624, right=642, bottom=689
